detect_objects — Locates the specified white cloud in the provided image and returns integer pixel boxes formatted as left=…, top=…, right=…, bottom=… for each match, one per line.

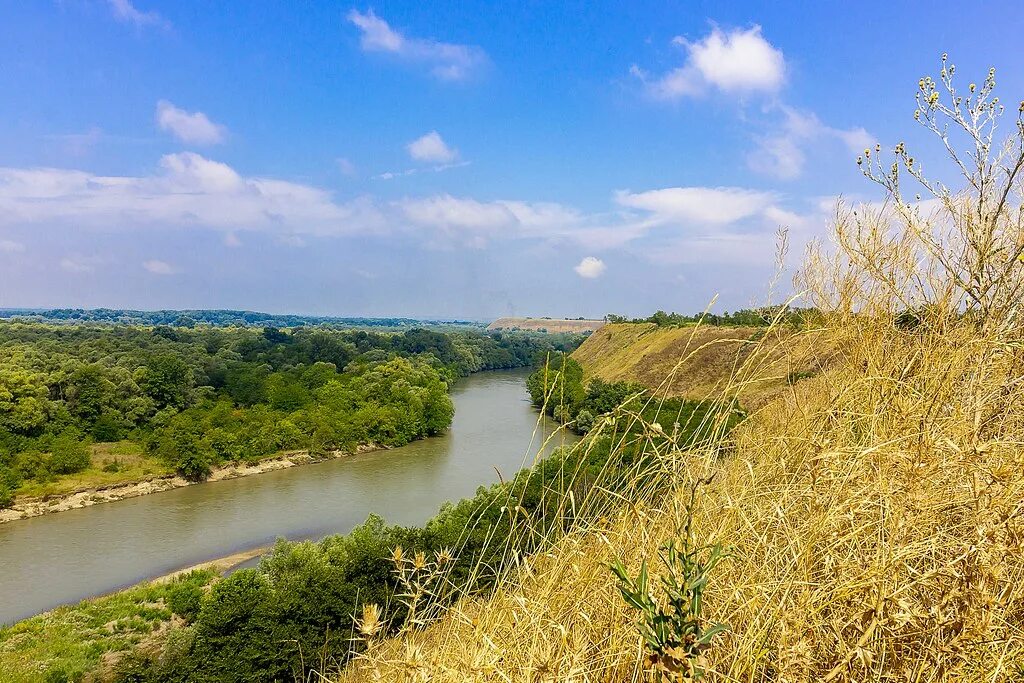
left=0, top=239, right=24, bottom=253
left=748, top=106, right=876, bottom=179
left=347, top=9, right=487, bottom=81
left=0, top=153, right=385, bottom=238
left=143, top=259, right=177, bottom=275
left=156, top=101, right=227, bottom=145
left=407, top=131, right=458, bottom=163
left=632, top=26, right=785, bottom=100
left=616, top=187, right=776, bottom=224
left=374, top=161, right=469, bottom=181
left=0, top=151, right=825, bottom=268
left=574, top=256, right=606, bottom=279
left=107, top=0, right=168, bottom=28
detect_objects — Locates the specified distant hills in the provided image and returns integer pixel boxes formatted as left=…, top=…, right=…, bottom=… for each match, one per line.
left=486, top=317, right=606, bottom=333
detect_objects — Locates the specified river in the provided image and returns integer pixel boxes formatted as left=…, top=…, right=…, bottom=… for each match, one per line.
left=0, top=369, right=574, bottom=625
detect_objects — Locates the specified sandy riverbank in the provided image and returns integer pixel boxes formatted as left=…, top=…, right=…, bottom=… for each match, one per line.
left=0, top=444, right=386, bottom=525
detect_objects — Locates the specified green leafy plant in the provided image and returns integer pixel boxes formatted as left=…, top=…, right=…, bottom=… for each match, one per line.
left=610, top=479, right=731, bottom=681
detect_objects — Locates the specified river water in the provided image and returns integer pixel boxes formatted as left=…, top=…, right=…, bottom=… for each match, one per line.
left=0, top=369, right=574, bottom=625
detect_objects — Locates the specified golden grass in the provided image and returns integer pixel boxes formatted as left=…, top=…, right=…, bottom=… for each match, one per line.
left=335, top=60, right=1024, bottom=681
left=338, top=312, right=1024, bottom=683
left=571, top=322, right=829, bottom=409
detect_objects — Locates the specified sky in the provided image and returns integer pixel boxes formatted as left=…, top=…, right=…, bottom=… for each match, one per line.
left=1, top=1, right=1023, bottom=319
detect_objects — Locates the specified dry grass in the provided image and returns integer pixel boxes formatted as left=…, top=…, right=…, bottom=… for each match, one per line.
left=333, top=59, right=1024, bottom=682
left=339, top=316, right=1024, bottom=682
left=571, top=322, right=830, bottom=409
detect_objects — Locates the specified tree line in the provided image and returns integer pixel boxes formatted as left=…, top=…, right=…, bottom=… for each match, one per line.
left=604, top=306, right=816, bottom=328
left=0, top=308, right=483, bottom=330
left=0, top=322, right=583, bottom=505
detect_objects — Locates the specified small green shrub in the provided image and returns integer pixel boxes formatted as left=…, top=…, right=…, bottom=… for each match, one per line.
left=49, top=434, right=91, bottom=475
left=611, top=480, right=731, bottom=680
left=0, top=482, right=14, bottom=509
left=166, top=579, right=204, bottom=622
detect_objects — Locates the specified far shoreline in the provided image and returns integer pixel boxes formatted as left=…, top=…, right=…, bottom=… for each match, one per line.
left=0, top=443, right=388, bottom=525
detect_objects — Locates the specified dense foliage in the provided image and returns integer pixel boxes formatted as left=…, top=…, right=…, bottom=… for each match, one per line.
left=0, top=308, right=484, bottom=330
left=112, top=384, right=740, bottom=683
left=0, top=322, right=582, bottom=503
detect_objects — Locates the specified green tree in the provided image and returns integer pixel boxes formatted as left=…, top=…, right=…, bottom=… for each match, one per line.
left=139, top=355, right=194, bottom=410
left=49, top=431, right=91, bottom=475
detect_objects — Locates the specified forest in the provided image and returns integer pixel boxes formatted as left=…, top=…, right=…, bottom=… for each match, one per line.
left=0, top=322, right=582, bottom=506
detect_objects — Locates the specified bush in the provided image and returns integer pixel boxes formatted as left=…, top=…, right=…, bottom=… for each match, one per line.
left=167, top=579, right=205, bottom=622
left=176, top=448, right=212, bottom=482
left=91, top=413, right=124, bottom=442
left=49, top=433, right=91, bottom=475
left=0, top=482, right=14, bottom=509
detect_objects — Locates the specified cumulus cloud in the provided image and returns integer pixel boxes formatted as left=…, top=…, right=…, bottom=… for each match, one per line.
left=107, top=0, right=168, bottom=29
left=0, top=152, right=821, bottom=267
left=0, top=153, right=385, bottom=238
left=347, top=9, right=487, bottom=81
left=574, top=256, right=606, bottom=279
left=156, top=101, right=227, bottom=145
left=748, top=106, right=875, bottom=179
left=407, top=131, right=458, bottom=163
left=0, top=239, right=24, bottom=253
left=632, top=25, right=785, bottom=100
left=630, top=26, right=870, bottom=180
left=143, top=259, right=177, bottom=275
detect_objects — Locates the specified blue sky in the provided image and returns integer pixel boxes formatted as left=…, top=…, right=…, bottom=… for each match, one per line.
left=1, top=1, right=1022, bottom=318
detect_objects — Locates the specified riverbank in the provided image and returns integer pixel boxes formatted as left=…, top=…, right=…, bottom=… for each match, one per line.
left=0, top=443, right=386, bottom=525
left=0, top=545, right=269, bottom=683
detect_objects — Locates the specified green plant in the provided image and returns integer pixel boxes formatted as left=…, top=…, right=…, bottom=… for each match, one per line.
left=610, top=480, right=730, bottom=681
left=0, top=482, right=13, bottom=509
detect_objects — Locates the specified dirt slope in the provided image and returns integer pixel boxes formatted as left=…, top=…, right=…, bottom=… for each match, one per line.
left=571, top=322, right=826, bottom=406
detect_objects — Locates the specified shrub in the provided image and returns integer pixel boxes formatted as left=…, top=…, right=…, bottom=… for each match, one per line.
left=176, top=448, right=212, bottom=482
left=0, top=482, right=14, bottom=509
left=167, top=579, right=205, bottom=623
left=49, top=433, right=91, bottom=475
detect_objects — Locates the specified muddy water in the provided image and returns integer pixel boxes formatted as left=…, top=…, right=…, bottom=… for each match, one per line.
left=0, top=369, right=574, bottom=625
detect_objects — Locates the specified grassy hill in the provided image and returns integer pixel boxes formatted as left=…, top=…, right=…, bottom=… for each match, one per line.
left=571, top=321, right=827, bottom=407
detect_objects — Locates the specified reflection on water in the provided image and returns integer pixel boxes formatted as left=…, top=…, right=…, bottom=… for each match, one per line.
left=0, top=369, right=574, bottom=625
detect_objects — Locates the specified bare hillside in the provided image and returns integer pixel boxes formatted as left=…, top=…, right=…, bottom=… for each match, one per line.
left=571, top=322, right=828, bottom=406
